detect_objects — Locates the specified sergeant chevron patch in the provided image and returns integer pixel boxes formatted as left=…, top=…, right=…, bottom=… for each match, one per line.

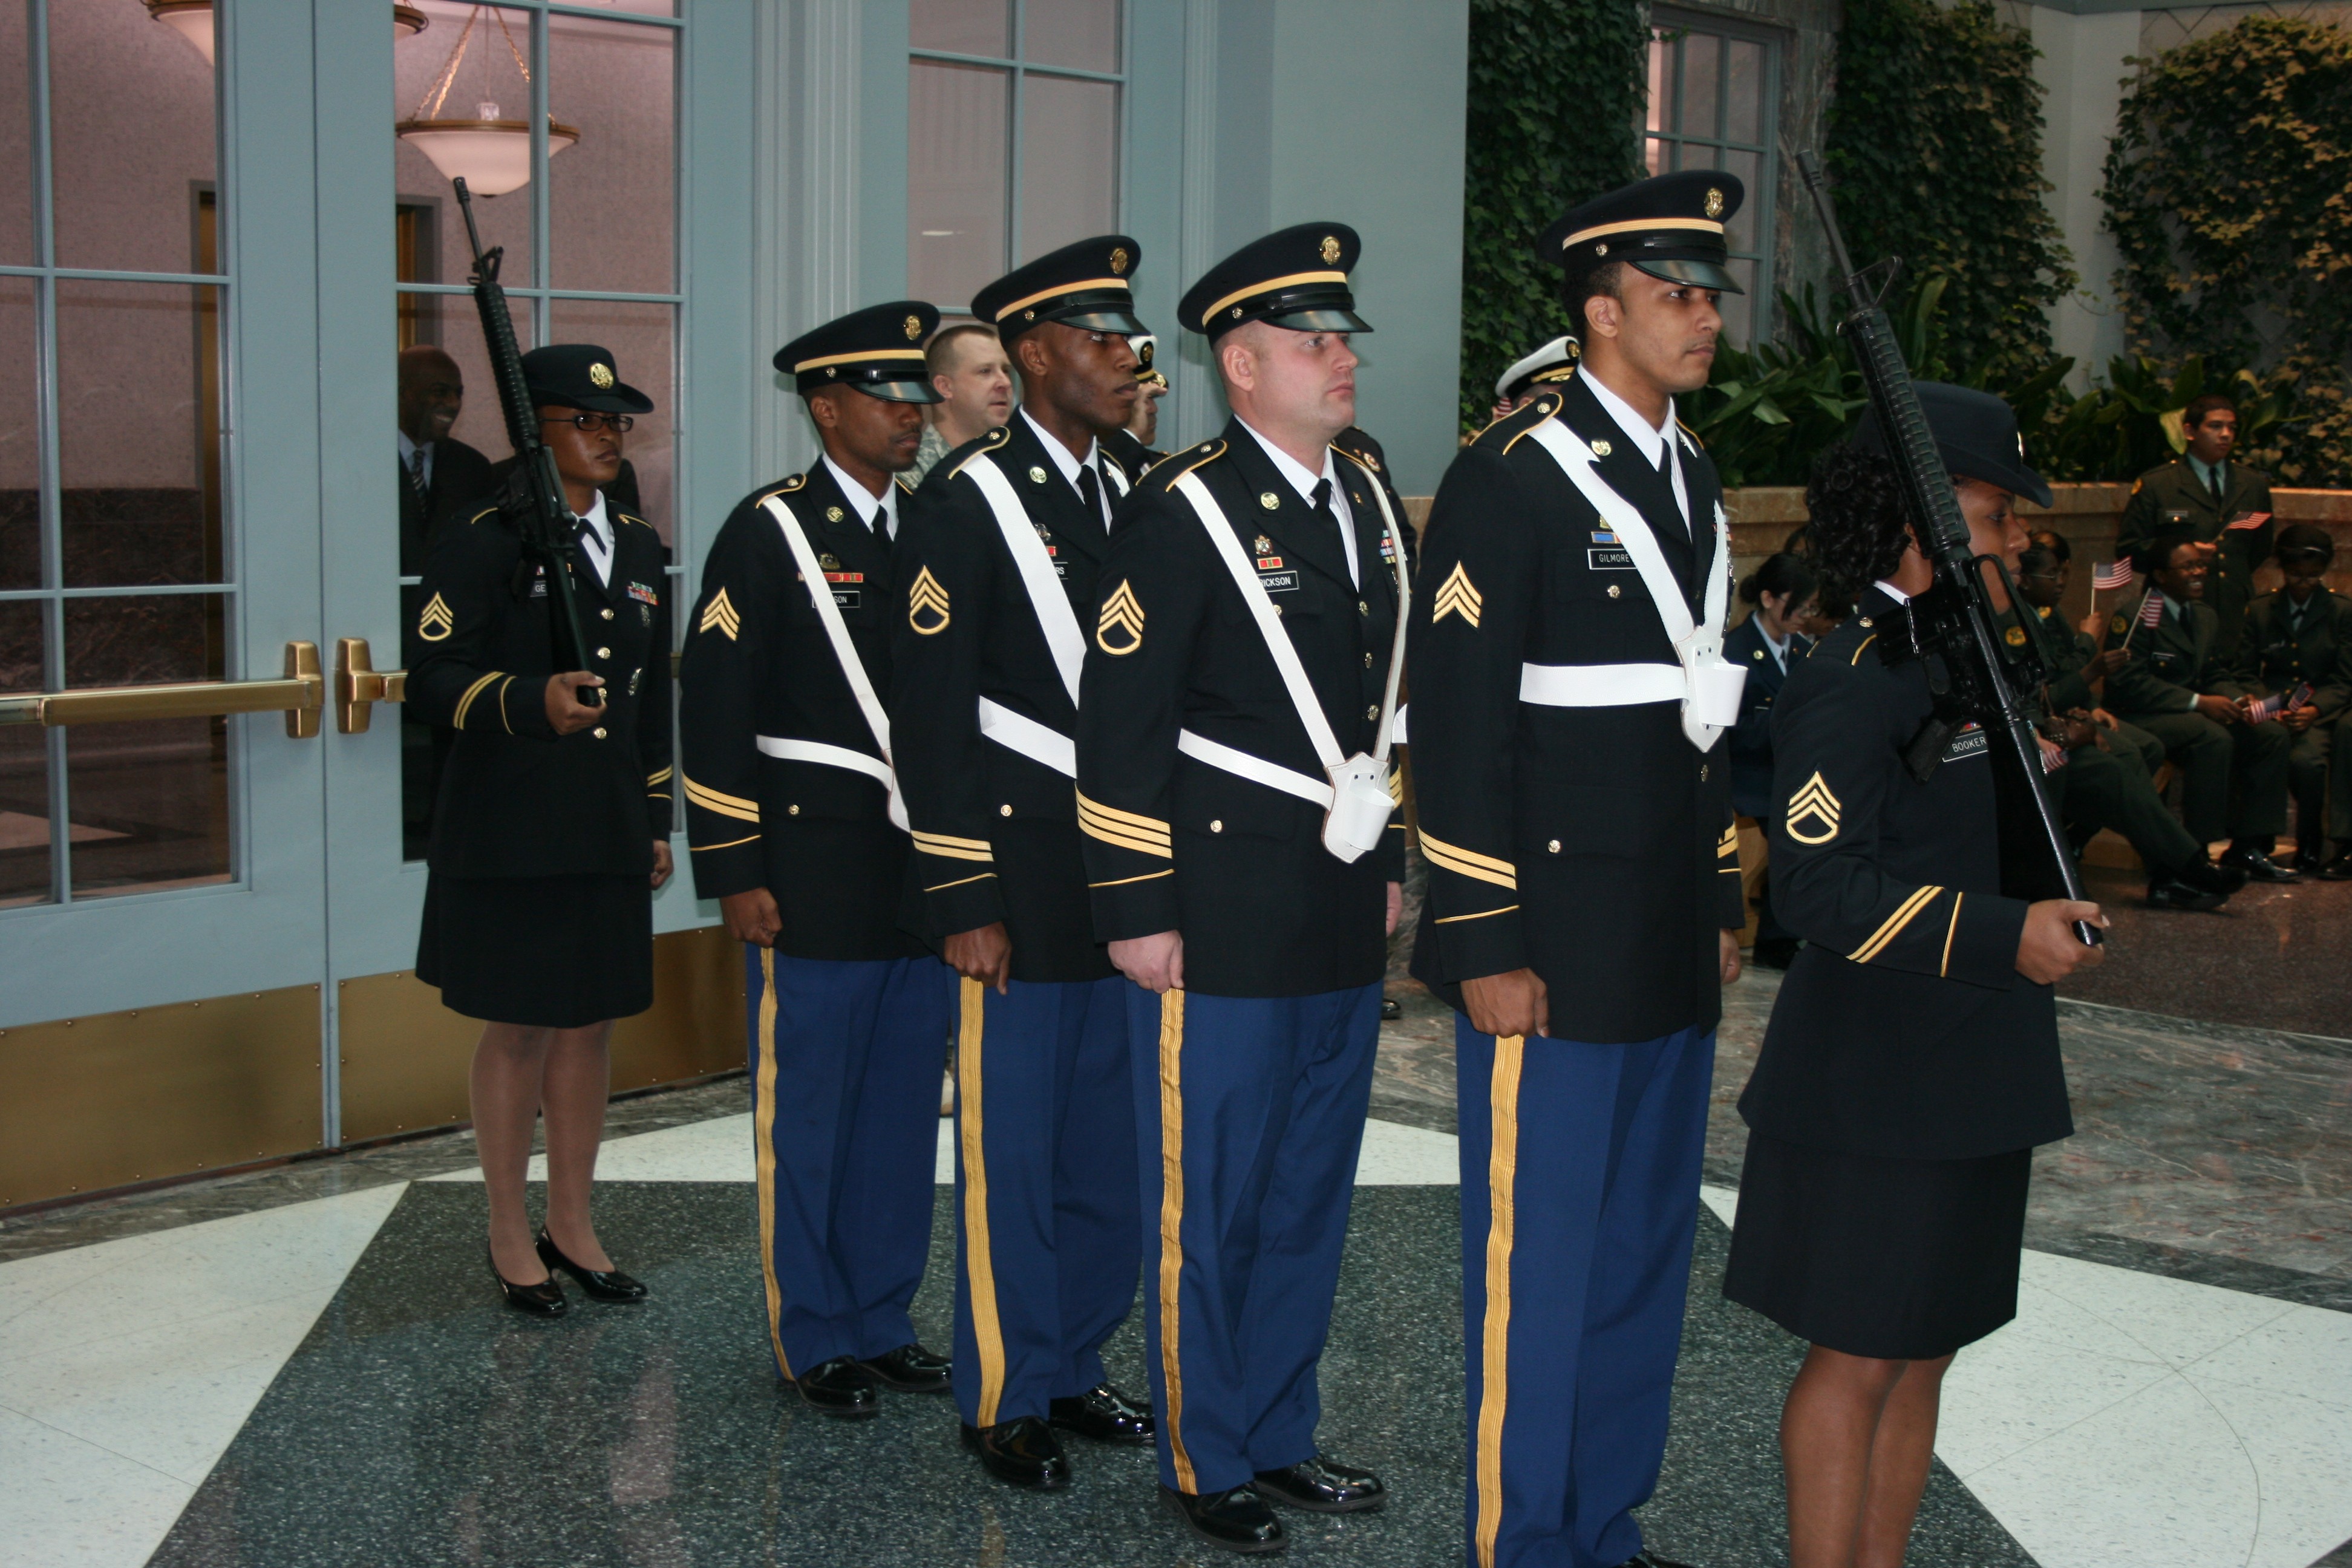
left=417, top=592, right=454, bottom=642
left=1097, top=579, right=1145, bottom=655
left=1785, top=771, right=1841, bottom=844
left=698, top=587, right=741, bottom=641
left=907, top=567, right=952, bottom=635
left=1432, top=562, right=1483, bottom=628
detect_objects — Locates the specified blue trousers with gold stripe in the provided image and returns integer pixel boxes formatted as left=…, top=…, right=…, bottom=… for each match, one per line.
left=1459, top=1020, right=1715, bottom=1568
left=952, top=973, right=1138, bottom=1429
left=1128, top=981, right=1382, bottom=1495
left=747, top=949, right=956, bottom=1380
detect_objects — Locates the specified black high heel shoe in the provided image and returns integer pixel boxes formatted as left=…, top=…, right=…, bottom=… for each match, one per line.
left=536, top=1227, right=648, bottom=1303
left=488, top=1246, right=567, bottom=1317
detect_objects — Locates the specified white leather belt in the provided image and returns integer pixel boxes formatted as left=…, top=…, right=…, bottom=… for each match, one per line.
left=1518, top=661, right=1688, bottom=708
left=977, top=697, right=1076, bottom=778
left=1177, top=728, right=1333, bottom=807
left=756, top=734, right=893, bottom=789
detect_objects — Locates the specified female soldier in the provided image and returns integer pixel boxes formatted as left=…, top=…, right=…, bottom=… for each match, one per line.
left=1727, top=550, right=1820, bottom=967
left=407, top=344, right=674, bottom=1316
left=1725, top=385, right=2106, bottom=1568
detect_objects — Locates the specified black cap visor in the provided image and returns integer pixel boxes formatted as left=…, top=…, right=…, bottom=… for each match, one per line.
left=1048, top=305, right=1152, bottom=336
left=1939, top=442, right=2053, bottom=510
left=796, top=365, right=942, bottom=404
left=1629, top=256, right=1745, bottom=293
left=1262, top=306, right=1373, bottom=334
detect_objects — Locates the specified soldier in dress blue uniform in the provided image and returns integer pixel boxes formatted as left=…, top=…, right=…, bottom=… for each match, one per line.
left=1074, top=223, right=1411, bottom=1554
left=1723, top=391, right=2106, bottom=1568
left=1407, top=171, right=1753, bottom=1568
left=676, top=303, right=959, bottom=1417
left=407, top=344, right=672, bottom=1317
left=892, top=238, right=1157, bottom=1489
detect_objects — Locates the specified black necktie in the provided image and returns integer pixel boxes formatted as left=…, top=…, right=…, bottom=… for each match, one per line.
left=1077, top=465, right=1103, bottom=529
left=2206, top=465, right=2224, bottom=507
left=407, top=447, right=430, bottom=501
left=1312, top=479, right=1353, bottom=585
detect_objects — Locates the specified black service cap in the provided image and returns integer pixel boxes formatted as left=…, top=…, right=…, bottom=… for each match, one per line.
left=1541, top=169, right=1746, bottom=295
left=521, top=344, right=655, bottom=414
left=1853, top=381, right=2053, bottom=510
left=970, top=236, right=1148, bottom=345
left=774, top=301, right=943, bottom=402
left=1180, top=223, right=1371, bottom=340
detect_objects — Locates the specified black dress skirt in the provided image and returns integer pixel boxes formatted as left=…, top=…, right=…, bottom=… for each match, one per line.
left=1722, top=1129, right=2032, bottom=1361
left=417, top=871, right=653, bottom=1029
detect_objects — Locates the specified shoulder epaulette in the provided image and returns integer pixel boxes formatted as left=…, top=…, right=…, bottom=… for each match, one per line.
left=893, top=473, right=916, bottom=494
left=464, top=505, right=498, bottom=527
left=1329, top=434, right=1385, bottom=476
left=1472, top=391, right=1563, bottom=455
left=1158, top=439, right=1228, bottom=491
left=1676, top=418, right=1705, bottom=451
left=755, top=474, right=808, bottom=508
left=614, top=511, right=654, bottom=531
left=946, top=425, right=1013, bottom=481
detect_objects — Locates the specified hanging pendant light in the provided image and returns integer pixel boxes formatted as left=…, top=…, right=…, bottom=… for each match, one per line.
left=396, top=6, right=579, bottom=198
left=146, top=2, right=426, bottom=67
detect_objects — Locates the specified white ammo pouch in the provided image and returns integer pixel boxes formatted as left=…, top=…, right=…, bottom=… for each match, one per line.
left=950, top=448, right=1128, bottom=778
left=1520, top=420, right=1745, bottom=750
left=757, top=495, right=909, bottom=832
left=1166, top=465, right=1410, bottom=864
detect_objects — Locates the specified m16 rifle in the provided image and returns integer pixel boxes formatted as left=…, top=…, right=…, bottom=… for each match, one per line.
left=1796, top=151, right=2098, bottom=947
left=455, top=175, right=601, bottom=707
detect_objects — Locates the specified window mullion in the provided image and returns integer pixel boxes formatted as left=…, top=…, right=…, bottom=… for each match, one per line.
left=1007, top=64, right=1025, bottom=272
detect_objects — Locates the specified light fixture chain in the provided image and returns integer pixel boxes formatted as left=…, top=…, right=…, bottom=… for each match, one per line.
left=494, top=6, right=531, bottom=85
left=413, top=5, right=483, bottom=122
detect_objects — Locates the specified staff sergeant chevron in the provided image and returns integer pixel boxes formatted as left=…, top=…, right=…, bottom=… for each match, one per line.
left=1096, top=578, right=1146, bottom=655
left=1785, top=771, right=1841, bottom=844
left=1432, top=562, right=1483, bottom=629
left=906, top=566, right=952, bottom=635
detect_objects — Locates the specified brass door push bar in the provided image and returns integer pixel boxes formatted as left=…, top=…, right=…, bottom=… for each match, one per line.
left=0, top=642, right=327, bottom=739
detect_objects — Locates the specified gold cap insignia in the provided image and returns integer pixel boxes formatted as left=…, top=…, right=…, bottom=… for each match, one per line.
left=1319, top=234, right=1342, bottom=265
left=1255, top=535, right=1274, bottom=555
left=1028, top=466, right=1049, bottom=484
left=825, top=509, right=843, bottom=524
left=1705, top=187, right=1725, bottom=220
left=1432, top=561, right=1483, bottom=629
left=1097, top=579, right=1146, bottom=655
left=1595, top=241, right=1609, bottom=257
left=1786, top=771, right=1841, bottom=844
left=825, top=365, right=837, bottom=377
left=1259, top=492, right=1281, bottom=511
left=1591, top=439, right=1612, bottom=457
left=417, top=592, right=454, bottom=641
left=903, top=315, right=922, bottom=341
left=589, top=362, right=615, bottom=389
left=1110, top=246, right=1131, bottom=275
left=698, top=586, right=741, bottom=640
left=907, top=566, right=952, bottom=635
left=1231, top=306, right=1244, bottom=319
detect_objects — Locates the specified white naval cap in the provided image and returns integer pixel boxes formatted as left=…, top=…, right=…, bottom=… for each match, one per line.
left=1495, top=333, right=1581, bottom=403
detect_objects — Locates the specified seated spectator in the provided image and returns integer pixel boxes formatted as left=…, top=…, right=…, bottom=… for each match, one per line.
left=1728, top=551, right=1816, bottom=967
left=2017, top=545, right=2241, bottom=911
left=910, top=322, right=1015, bottom=483
left=2233, top=523, right=2352, bottom=876
left=2106, top=531, right=2298, bottom=881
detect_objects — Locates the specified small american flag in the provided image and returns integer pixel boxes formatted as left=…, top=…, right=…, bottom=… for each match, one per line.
left=2138, top=590, right=2166, bottom=629
left=2247, top=682, right=2314, bottom=723
left=2224, top=511, right=2272, bottom=532
left=2091, top=560, right=2134, bottom=590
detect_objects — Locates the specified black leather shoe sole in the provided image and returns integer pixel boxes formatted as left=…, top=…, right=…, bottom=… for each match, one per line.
left=1253, top=1472, right=1386, bottom=1514
left=1159, top=1488, right=1287, bottom=1555
left=857, top=1351, right=952, bottom=1393
left=2223, top=851, right=2302, bottom=883
left=960, top=1421, right=1071, bottom=1491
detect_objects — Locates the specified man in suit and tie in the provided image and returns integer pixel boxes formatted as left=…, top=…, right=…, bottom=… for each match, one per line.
left=398, top=344, right=496, bottom=575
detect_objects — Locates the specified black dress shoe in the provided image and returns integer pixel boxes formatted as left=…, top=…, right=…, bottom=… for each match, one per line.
left=2321, top=851, right=2352, bottom=881
left=535, top=1228, right=648, bottom=1303
left=857, top=1342, right=952, bottom=1393
left=961, top=1415, right=1070, bottom=1490
left=2176, top=855, right=2248, bottom=897
left=1160, top=1485, right=1285, bottom=1554
left=2221, top=844, right=2302, bottom=881
left=1253, top=1455, right=1386, bottom=1514
left=488, top=1247, right=567, bottom=1317
left=1379, top=996, right=1402, bottom=1020
left=2290, top=843, right=2327, bottom=873
left=794, top=1355, right=881, bottom=1419
left=2145, top=874, right=2226, bottom=912
left=1049, top=1382, right=1154, bottom=1444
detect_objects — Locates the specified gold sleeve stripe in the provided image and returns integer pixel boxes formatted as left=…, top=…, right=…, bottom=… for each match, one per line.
left=646, top=766, right=674, bottom=786
left=1436, top=904, right=1519, bottom=924
left=912, top=831, right=995, bottom=864
left=1419, top=831, right=1518, bottom=890
left=1077, top=792, right=1171, bottom=856
left=684, top=776, right=761, bottom=823
left=1075, top=791, right=1169, bottom=835
left=925, top=872, right=998, bottom=893
left=1850, top=884, right=1944, bottom=964
left=1939, top=892, right=1965, bottom=978
left=1717, top=826, right=1739, bottom=856
left=1091, top=867, right=1175, bottom=887
left=1080, top=817, right=1172, bottom=859
left=1850, top=634, right=1878, bottom=666
left=452, top=670, right=503, bottom=729
left=497, top=676, right=517, bottom=734
left=691, top=832, right=760, bottom=851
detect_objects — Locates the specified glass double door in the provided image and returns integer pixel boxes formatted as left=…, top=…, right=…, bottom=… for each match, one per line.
left=0, top=0, right=738, bottom=1211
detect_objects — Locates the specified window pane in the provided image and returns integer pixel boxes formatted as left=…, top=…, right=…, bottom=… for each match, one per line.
left=1681, top=33, right=1719, bottom=141
left=396, top=4, right=537, bottom=287
left=1019, top=77, right=1118, bottom=263
left=913, top=0, right=1010, bottom=56
left=0, top=0, right=30, bottom=266
left=549, top=15, right=674, bottom=293
left=61, top=592, right=230, bottom=900
left=0, top=596, right=48, bottom=906
left=1720, top=149, right=1763, bottom=255
left=1726, top=39, right=1765, bottom=145
left=1645, top=34, right=1668, bottom=134
left=1644, top=137, right=1665, bottom=177
left=399, top=289, right=534, bottom=472
left=55, top=281, right=224, bottom=589
left=909, top=61, right=1010, bottom=310
left=52, top=0, right=218, bottom=272
left=1025, top=0, right=1120, bottom=73
left=547, top=299, right=675, bottom=547
left=1719, top=259, right=1758, bottom=347
left=0, top=275, right=36, bottom=589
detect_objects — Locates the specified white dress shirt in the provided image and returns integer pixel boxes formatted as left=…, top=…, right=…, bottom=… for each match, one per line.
left=1582, top=370, right=1690, bottom=530
left=1019, top=407, right=1112, bottom=529
left=822, top=454, right=899, bottom=540
left=1238, top=419, right=1358, bottom=587
left=397, top=430, right=433, bottom=491
left=1759, top=621, right=1791, bottom=673
left=576, top=490, right=613, bottom=587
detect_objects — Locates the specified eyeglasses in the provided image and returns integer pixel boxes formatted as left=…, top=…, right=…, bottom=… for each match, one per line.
left=542, top=413, right=635, bottom=434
